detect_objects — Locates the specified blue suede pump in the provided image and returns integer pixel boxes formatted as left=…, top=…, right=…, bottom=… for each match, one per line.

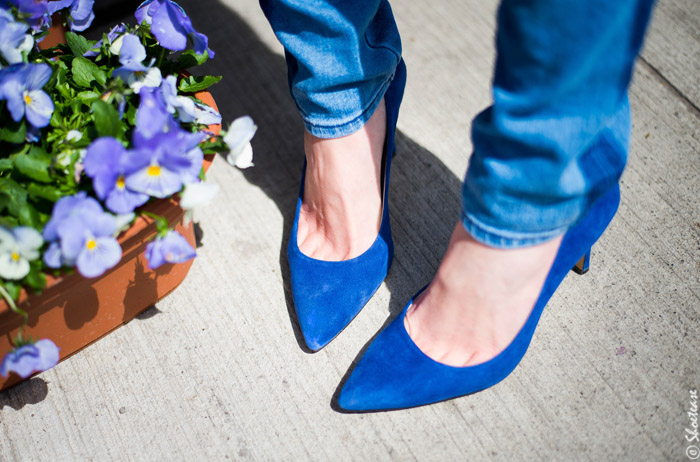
left=287, top=60, right=407, bottom=352
left=337, top=184, right=620, bottom=411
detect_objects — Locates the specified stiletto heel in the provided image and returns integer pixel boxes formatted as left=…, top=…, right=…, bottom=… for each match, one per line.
left=572, top=249, right=591, bottom=275
left=337, top=184, right=620, bottom=411
left=287, top=60, right=407, bottom=351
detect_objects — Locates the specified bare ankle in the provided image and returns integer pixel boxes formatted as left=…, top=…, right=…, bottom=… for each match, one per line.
left=296, top=100, right=387, bottom=261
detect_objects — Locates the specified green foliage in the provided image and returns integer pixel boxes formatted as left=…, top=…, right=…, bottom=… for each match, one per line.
left=178, top=75, right=222, bottom=93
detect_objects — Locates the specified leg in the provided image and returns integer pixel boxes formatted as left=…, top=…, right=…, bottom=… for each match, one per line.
left=406, top=0, right=655, bottom=367
left=260, top=0, right=401, bottom=260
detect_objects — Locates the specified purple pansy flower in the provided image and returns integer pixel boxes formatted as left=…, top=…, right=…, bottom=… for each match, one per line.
left=122, top=87, right=204, bottom=197
left=144, top=230, right=195, bottom=269
left=43, top=193, right=122, bottom=278
left=125, top=125, right=205, bottom=197
left=2, top=0, right=50, bottom=31
left=46, top=0, right=94, bottom=31
left=112, top=33, right=162, bottom=93
left=0, top=339, right=59, bottom=379
left=83, top=137, right=149, bottom=214
left=135, top=0, right=214, bottom=57
left=0, top=63, right=54, bottom=128
left=0, top=9, right=34, bottom=65
left=112, top=34, right=163, bottom=93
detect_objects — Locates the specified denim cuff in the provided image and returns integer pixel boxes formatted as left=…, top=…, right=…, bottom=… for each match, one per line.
left=460, top=210, right=567, bottom=249
left=301, top=68, right=396, bottom=139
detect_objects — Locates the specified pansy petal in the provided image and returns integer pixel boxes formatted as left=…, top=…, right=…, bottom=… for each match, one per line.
left=0, top=344, right=40, bottom=378
left=0, top=252, right=30, bottom=280
left=135, top=0, right=157, bottom=25
left=223, top=115, right=257, bottom=152
left=34, top=339, right=60, bottom=372
left=25, top=63, right=53, bottom=91
left=180, top=181, right=219, bottom=210
left=145, top=230, right=195, bottom=269
left=125, top=164, right=183, bottom=198
left=70, top=0, right=94, bottom=21
left=228, top=142, right=254, bottom=169
left=118, top=34, right=147, bottom=69
left=0, top=227, right=14, bottom=253
left=12, top=226, right=43, bottom=260
left=151, top=0, right=188, bottom=51
left=69, top=9, right=94, bottom=31
left=84, top=137, right=126, bottom=177
left=24, top=89, right=54, bottom=128
left=76, top=236, right=121, bottom=278
left=105, top=187, right=149, bottom=214
left=44, top=242, right=63, bottom=268
left=85, top=211, right=118, bottom=237
left=193, top=101, right=221, bottom=125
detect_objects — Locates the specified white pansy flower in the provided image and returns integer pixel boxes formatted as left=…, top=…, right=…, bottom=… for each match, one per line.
left=223, top=116, right=257, bottom=169
left=128, top=67, right=163, bottom=94
left=0, top=226, right=43, bottom=280
left=180, top=182, right=220, bottom=224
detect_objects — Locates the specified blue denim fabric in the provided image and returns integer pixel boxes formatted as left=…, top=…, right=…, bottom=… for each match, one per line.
left=260, top=0, right=655, bottom=248
left=259, top=0, right=401, bottom=138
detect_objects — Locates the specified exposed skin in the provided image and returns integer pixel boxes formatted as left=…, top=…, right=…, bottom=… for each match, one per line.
left=297, top=100, right=386, bottom=261
left=404, top=224, right=562, bottom=367
left=298, top=100, right=563, bottom=367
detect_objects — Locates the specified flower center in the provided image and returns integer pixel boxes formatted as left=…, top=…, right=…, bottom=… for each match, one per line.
left=24, top=93, right=31, bottom=105
left=86, top=239, right=97, bottom=250
left=134, top=71, right=144, bottom=78
left=147, top=165, right=161, bottom=177
left=116, top=175, right=126, bottom=189
left=11, top=252, right=20, bottom=262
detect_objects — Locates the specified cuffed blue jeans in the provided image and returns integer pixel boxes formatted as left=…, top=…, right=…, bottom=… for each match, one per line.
left=260, top=0, right=655, bottom=248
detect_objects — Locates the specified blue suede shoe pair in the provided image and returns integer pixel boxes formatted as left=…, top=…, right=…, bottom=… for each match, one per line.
left=287, top=57, right=620, bottom=411
left=287, top=60, right=407, bottom=352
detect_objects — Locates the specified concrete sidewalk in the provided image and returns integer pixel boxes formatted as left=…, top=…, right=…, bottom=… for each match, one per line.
left=1, top=0, right=698, bottom=460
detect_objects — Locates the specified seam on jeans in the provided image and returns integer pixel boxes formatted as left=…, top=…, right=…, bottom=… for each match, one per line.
left=460, top=211, right=568, bottom=249
left=363, top=30, right=401, bottom=62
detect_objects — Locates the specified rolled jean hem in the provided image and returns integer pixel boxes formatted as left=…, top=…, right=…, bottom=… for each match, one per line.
left=460, top=211, right=568, bottom=249
left=300, top=67, right=397, bottom=139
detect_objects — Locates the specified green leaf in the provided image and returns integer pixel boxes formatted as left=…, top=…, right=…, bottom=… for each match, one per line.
left=1, top=281, right=21, bottom=301
left=11, top=146, right=52, bottom=183
left=125, top=102, right=137, bottom=126
left=178, top=75, right=222, bottom=93
left=27, top=183, right=66, bottom=202
left=91, top=100, right=122, bottom=138
left=0, top=119, right=27, bottom=144
left=0, top=177, right=28, bottom=218
left=24, top=261, right=47, bottom=293
left=176, top=50, right=209, bottom=69
left=77, top=90, right=100, bottom=105
left=0, top=158, right=12, bottom=171
left=65, top=31, right=94, bottom=57
left=18, top=204, right=43, bottom=229
left=72, top=57, right=107, bottom=88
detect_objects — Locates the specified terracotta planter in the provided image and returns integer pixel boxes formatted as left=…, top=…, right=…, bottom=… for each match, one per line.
left=0, top=90, right=221, bottom=391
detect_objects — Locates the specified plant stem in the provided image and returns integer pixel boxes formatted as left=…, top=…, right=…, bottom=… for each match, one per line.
left=0, top=283, right=28, bottom=345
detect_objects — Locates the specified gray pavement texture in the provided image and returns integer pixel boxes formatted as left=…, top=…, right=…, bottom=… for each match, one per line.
left=1, top=0, right=699, bottom=460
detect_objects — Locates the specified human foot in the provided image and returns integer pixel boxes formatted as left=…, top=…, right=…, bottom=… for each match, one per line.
left=404, top=222, right=563, bottom=367
left=297, top=100, right=387, bottom=261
